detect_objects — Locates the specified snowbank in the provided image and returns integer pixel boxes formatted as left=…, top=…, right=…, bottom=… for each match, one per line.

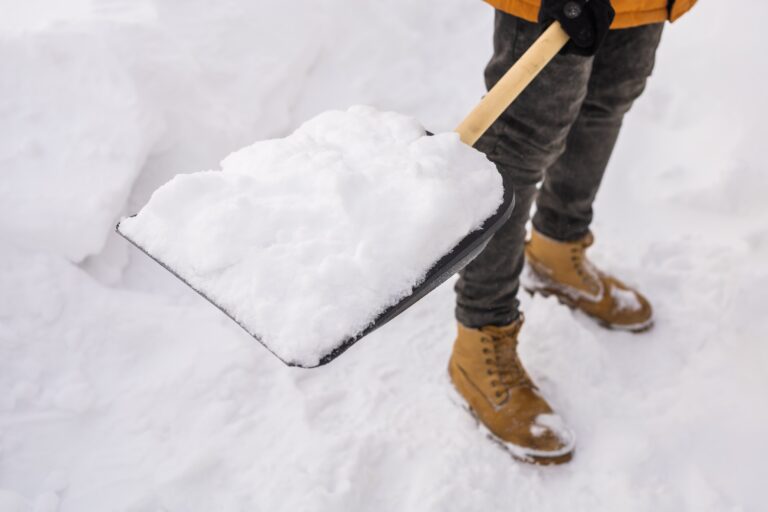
left=0, top=30, right=161, bottom=262
left=119, top=106, right=503, bottom=365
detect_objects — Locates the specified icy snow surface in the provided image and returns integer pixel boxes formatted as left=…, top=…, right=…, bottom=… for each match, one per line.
left=2, top=0, right=768, bottom=511
left=119, top=106, right=503, bottom=366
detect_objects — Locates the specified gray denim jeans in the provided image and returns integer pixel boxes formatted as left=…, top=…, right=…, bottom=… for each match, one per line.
left=455, top=12, right=664, bottom=328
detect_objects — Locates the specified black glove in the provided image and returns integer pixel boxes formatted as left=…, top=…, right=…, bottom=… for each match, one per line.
left=539, top=0, right=615, bottom=56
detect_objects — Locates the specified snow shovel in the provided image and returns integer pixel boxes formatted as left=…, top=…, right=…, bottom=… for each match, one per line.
left=117, top=23, right=570, bottom=368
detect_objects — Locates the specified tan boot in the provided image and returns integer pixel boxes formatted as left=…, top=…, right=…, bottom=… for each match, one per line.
left=448, top=316, right=575, bottom=465
left=524, top=229, right=653, bottom=332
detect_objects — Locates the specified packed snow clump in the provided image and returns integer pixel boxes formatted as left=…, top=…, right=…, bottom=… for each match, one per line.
left=610, top=285, right=642, bottom=312
left=119, top=106, right=503, bottom=365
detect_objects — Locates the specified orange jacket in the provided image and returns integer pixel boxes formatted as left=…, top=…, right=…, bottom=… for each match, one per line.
left=485, top=0, right=696, bottom=29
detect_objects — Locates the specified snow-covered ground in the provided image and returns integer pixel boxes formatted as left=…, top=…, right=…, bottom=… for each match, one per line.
left=1, top=1, right=766, bottom=511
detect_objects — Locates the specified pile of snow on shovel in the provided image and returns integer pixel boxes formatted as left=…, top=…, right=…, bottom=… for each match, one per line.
left=119, top=106, right=503, bottom=365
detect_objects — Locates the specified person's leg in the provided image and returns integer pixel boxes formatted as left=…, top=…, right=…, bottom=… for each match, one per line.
left=451, top=12, right=600, bottom=464
left=523, top=23, right=664, bottom=332
left=455, top=12, right=593, bottom=328
left=532, top=24, right=665, bottom=241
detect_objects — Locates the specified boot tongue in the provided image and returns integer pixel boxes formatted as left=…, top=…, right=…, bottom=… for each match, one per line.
left=578, top=231, right=595, bottom=249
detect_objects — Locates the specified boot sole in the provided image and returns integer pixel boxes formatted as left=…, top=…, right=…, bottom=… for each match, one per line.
left=446, top=363, right=575, bottom=466
left=523, top=286, right=654, bottom=333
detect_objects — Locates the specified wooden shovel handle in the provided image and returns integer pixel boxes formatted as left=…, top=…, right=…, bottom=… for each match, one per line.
left=454, top=22, right=570, bottom=146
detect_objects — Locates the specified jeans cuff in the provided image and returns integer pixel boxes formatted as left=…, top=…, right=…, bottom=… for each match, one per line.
left=455, top=306, right=520, bottom=329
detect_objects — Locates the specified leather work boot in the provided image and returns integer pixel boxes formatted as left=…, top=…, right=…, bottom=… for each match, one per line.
left=448, top=317, right=575, bottom=465
left=524, top=229, right=653, bottom=332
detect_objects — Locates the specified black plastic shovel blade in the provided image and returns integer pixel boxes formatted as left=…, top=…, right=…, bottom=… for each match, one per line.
left=116, top=186, right=513, bottom=368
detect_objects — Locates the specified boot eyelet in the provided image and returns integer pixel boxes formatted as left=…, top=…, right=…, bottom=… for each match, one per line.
left=486, top=369, right=493, bottom=375
left=495, top=391, right=502, bottom=397
left=485, top=359, right=492, bottom=364
left=482, top=348, right=490, bottom=354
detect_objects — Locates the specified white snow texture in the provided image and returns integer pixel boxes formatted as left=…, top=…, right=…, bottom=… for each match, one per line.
left=119, top=106, right=502, bottom=365
left=1, top=1, right=767, bottom=511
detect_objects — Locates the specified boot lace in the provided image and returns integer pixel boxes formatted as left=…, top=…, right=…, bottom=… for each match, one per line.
left=479, top=324, right=533, bottom=398
left=569, top=233, right=600, bottom=290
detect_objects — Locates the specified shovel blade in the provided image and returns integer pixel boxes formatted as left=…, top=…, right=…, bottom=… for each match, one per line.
left=116, top=186, right=513, bottom=368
